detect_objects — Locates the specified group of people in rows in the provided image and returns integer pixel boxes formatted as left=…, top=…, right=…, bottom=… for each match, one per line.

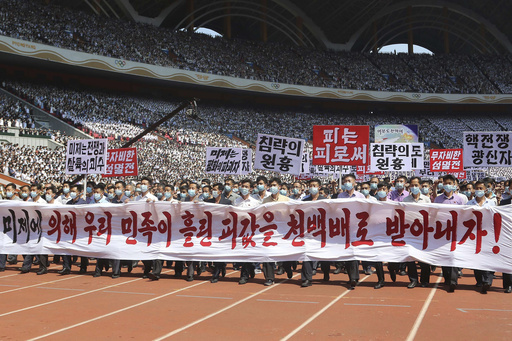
left=1, top=173, right=511, bottom=294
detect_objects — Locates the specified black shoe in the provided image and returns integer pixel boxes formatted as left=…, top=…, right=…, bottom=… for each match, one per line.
left=93, top=273, right=101, bottom=278
left=239, top=277, right=248, bottom=285
left=211, top=278, right=219, bottom=283
left=476, top=283, right=483, bottom=287
left=333, top=266, right=342, bottom=275
left=58, top=268, right=70, bottom=275
left=389, top=270, right=396, bottom=282
left=221, top=268, right=226, bottom=278
left=186, top=276, right=194, bottom=282
left=276, top=267, right=285, bottom=275
left=19, top=267, right=30, bottom=274
left=174, top=271, right=182, bottom=278
left=249, top=269, right=255, bottom=279
left=323, top=273, right=330, bottom=282
left=374, top=282, right=384, bottom=289
left=312, top=269, right=317, bottom=276
left=481, top=283, right=490, bottom=294
left=505, top=286, right=512, bottom=293
left=142, top=274, right=148, bottom=279
left=349, top=280, right=357, bottom=290
left=112, top=274, right=120, bottom=279
left=421, top=283, right=429, bottom=288
left=408, top=280, right=417, bottom=289
left=127, top=265, right=133, bottom=273
left=0, top=268, right=5, bottom=272
left=37, top=268, right=47, bottom=275
left=448, top=283, right=456, bottom=292
left=399, top=270, right=407, bottom=276
left=79, top=268, right=87, bottom=274
left=197, top=267, right=203, bottom=276
left=148, top=272, right=159, bottom=281
left=286, top=268, right=293, bottom=279
left=264, top=279, right=274, bottom=286
left=301, top=280, right=312, bottom=287
left=365, top=266, right=374, bottom=275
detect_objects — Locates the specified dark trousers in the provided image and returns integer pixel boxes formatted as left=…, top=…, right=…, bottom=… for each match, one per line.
left=261, top=262, right=275, bottom=281
left=62, top=255, right=72, bottom=271
left=142, top=260, right=153, bottom=276
left=442, top=266, right=458, bottom=285
left=0, top=254, right=6, bottom=269
left=374, top=262, right=385, bottom=283
left=94, top=259, right=110, bottom=275
left=175, top=261, right=185, bottom=275
left=21, top=255, right=34, bottom=270
left=187, top=261, right=199, bottom=278
left=111, top=259, right=121, bottom=276
left=406, top=261, right=418, bottom=282
left=503, top=273, right=512, bottom=288
left=212, top=262, right=226, bottom=279
left=301, top=261, right=316, bottom=281
left=151, top=260, right=163, bottom=276
left=240, top=262, right=255, bottom=280
left=282, top=261, right=295, bottom=274
left=419, top=262, right=431, bottom=284
left=344, top=260, right=360, bottom=282
left=474, top=269, right=494, bottom=286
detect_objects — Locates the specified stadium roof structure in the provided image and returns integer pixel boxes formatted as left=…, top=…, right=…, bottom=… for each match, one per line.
left=58, top=0, right=512, bottom=54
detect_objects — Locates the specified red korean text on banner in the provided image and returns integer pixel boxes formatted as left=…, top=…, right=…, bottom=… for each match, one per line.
left=429, top=149, right=463, bottom=172
left=104, top=148, right=138, bottom=177
left=312, top=125, right=370, bottom=166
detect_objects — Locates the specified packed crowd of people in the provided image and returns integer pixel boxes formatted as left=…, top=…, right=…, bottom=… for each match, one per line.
left=1, top=0, right=512, bottom=94
left=1, top=173, right=511, bottom=294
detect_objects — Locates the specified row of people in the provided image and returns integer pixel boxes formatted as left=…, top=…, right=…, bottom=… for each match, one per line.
left=1, top=174, right=511, bottom=293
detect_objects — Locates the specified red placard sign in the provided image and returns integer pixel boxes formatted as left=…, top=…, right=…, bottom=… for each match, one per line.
left=429, top=149, right=463, bottom=172
left=312, top=125, right=370, bottom=166
left=103, top=148, right=138, bottom=177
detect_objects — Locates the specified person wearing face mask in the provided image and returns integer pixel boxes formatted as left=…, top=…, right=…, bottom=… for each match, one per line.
left=107, top=181, right=131, bottom=279
left=124, top=184, right=135, bottom=203
left=387, top=175, right=409, bottom=202
left=373, top=182, right=392, bottom=289
left=85, top=183, right=95, bottom=204
left=466, top=181, right=496, bottom=293
left=232, top=182, right=240, bottom=195
left=434, top=174, right=464, bottom=292
left=204, top=183, right=232, bottom=283
left=27, top=183, right=45, bottom=204
left=252, top=175, right=270, bottom=202
left=200, top=185, right=212, bottom=202
left=460, top=183, right=474, bottom=202
left=222, top=178, right=239, bottom=205
left=401, top=177, right=432, bottom=288
left=19, top=185, right=30, bottom=202
left=288, top=181, right=303, bottom=200
left=106, top=185, right=116, bottom=202
left=59, top=184, right=86, bottom=275
left=234, top=178, right=261, bottom=285
left=134, top=177, right=157, bottom=279
left=483, top=178, right=498, bottom=206
left=178, top=185, right=189, bottom=202
left=300, top=178, right=327, bottom=288
left=55, top=181, right=72, bottom=205
left=19, top=183, right=48, bottom=274
left=369, top=176, right=380, bottom=198
left=499, top=179, right=512, bottom=293
left=1, top=183, right=22, bottom=270
left=162, top=184, right=178, bottom=203
left=260, top=177, right=290, bottom=286
left=337, top=174, right=364, bottom=290
left=360, top=182, right=378, bottom=202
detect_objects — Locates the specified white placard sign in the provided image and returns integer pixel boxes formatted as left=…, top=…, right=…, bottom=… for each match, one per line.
left=66, top=139, right=108, bottom=175
left=370, top=143, right=424, bottom=172
left=255, top=134, right=304, bottom=175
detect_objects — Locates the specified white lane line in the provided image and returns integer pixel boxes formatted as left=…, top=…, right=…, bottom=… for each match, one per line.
left=405, top=275, right=443, bottom=341
left=176, top=295, right=233, bottom=300
left=26, top=271, right=238, bottom=341
left=37, top=287, right=85, bottom=292
left=153, top=273, right=302, bottom=341
left=257, top=299, right=319, bottom=304
left=103, top=290, right=156, bottom=296
left=0, top=276, right=81, bottom=295
left=344, top=303, right=411, bottom=308
left=280, top=275, right=370, bottom=341
left=0, top=277, right=143, bottom=317
left=457, top=308, right=512, bottom=313
left=0, top=284, right=20, bottom=287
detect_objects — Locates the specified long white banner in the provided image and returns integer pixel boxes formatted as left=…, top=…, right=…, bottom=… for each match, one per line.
left=1, top=200, right=511, bottom=272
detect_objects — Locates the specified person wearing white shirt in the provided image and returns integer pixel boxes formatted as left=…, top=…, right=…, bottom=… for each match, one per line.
left=360, top=182, right=378, bottom=202
left=251, top=175, right=270, bottom=203
left=55, top=181, right=72, bottom=205
left=467, top=181, right=496, bottom=294
left=235, top=179, right=261, bottom=285
left=134, top=177, right=158, bottom=278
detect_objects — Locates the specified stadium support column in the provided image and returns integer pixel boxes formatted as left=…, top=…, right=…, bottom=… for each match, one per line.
left=224, top=1, right=232, bottom=39
left=443, top=7, right=450, bottom=54
left=480, top=23, right=488, bottom=54
left=261, top=0, right=268, bottom=42
left=187, top=0, right=194, bottom=33
left=407, top=6, right=414, bottom=55
left=296, top=16, right=304, bottom=46
left=372, top=21, right=378, bottom=54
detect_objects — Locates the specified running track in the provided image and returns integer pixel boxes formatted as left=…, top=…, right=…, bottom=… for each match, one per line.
left=0, top=259, right=510, bottom=340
